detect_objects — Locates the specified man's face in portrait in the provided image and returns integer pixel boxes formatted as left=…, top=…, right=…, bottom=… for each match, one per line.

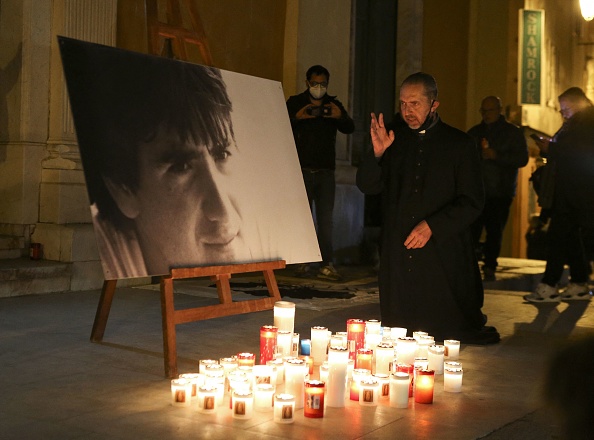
left=108, top=122, right=244, bottom=272
left=399, top=83, right=438, bottom=130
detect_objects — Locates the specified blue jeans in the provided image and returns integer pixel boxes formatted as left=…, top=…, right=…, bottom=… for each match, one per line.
left=302, top=169, right=335, bottom=266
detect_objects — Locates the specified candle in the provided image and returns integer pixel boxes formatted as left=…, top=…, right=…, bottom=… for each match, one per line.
left=311, top=326, right=331, bottom=365
left=412, top=331, right=428, bottom=341
left=203, top=364, right=225, bottom=406
left=199, top=358, right=218, bottom=373
left=389, top=372, right=410, bottom=408
left=252, top=364, right=273, bottom=386
left=284, top=358, right=307, bottom=409
left=178, top=373, right=203, bottom=399
left=427, top=345, right=445, bottom=374
left=444, top=340, right=460, bottom=360
left=350, top=368, right=371, bottom=401
left=237, top=352, right=256, bottom=368
left=319, top=362, right=329, bottom=383
left=276, top=331, right=293, bottom=358
left=197, top=384, right=218, bottom=413
left=444, top=366, right=464, bottom=393
left=299, top=355, right=314, bottom=375
left=232, top=390, right=254, bottom=419
left=359, top=378, right=380, bottom=406
left=373, top=373, right=390, bottom=398
left=331, top=333, right=347, bottom=349
left=336, top=331, right=349, bottom=348
left=414, top=369, right=435, bottom=404
left=326, top=346, right=349, bottom=407
left=274, top=393, right=295, bottom=424
left=416, top=335, right=435, bottom=358
left=227, top=371, right=250, bottom=409
left=267, top=358, right=284, bottom=385
left=391, top=327, right=408, bottom=340
left=365, top=319, right=382, bottom=335
left=396, top=362, right=414, bottom=397
left=300, top=338, right=311, bottom=355
left=304, top=380, right=325, bottom=418
left=396, top=337, right=418, bottom=365
left=274, top=301, right=295, bottom=333
left=356, top=348, right=373, bottom=371
left=292, top=333, right=300, bottom=357
left=170, top=379, right=192, bottom=407
left=219, top=357, right=238, bottom=395
left=254, top=383, right=275, bottom=412
left=375, top=342, right=395, bottom=375
left=347, top=319, right=366, bottom=360
left=260, top=325, right=278, bottom=365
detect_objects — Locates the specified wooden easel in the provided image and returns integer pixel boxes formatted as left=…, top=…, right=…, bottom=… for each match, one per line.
left=91, top=260, right=285, bottom=377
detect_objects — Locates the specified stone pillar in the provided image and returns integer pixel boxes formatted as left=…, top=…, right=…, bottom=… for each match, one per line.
left=32, top=0, right=118, bottom=290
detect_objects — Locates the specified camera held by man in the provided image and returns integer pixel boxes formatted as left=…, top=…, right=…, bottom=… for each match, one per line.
left=306, top=105, right=332, bottom=117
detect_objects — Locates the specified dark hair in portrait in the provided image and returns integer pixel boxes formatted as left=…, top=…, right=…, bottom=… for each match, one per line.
left=401, top=72, right=439, bottom=101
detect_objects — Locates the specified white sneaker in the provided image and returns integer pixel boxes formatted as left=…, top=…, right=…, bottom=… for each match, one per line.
left=523, top=283, right=561, bottom=303
left=560, top=283, right=592, bottom=301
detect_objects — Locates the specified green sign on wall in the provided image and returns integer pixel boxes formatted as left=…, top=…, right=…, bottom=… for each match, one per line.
left=519, top=9, right=543, bottom=105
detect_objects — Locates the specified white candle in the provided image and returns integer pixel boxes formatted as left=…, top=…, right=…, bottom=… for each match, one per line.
left=232, top=390, right=254, bottom=419
left=253, top=364, right=273, bottom=386
left=197, top=384, right=218, bottom=413
left=373, top=373, right=390, bottom=399
left=358, top=378, right=380, bottom=406
left=274, top=301, right=295, bottom=333
left=336, top=332, right=349, bottom=348
left=444, top=339, right=460, bottom=360
left=203, top=364, right=225, bottom=406
left=170, top=379, right=192, bottom=407
left=331, top=333, right=347, bottom=349
left=365, top=319, right=382, bottom=335
left=391, top=327, right=408, bottom=340
left=396, top=337, right=418, bottom=365
left=254, top=383, right=275, bottom=412
left=389, top=372, right=410, bottom=408
left=276, top=330, right=293, bottom=358
left=199, top=358, right=218, bottom=373
left=227, top=371, right=250, bottom=407
left=292, top=333, right=300, bottom=357
left=311, top=326, right=331, bottom=365
left=274, top=393, right=295, bottom=424
left=219, top=357, right=238, bottom=396
left=284, top=358, right=307, bottom=409
left=178, top=373, right=203, bottom=399
left=428, top=345, right=445, bottom=374
left=444, top=367, right=464, bottom=393
left=375, top=342, right=395, bottom=375
left=416, top=336, right=435, bottom=358
left=412, top=331, right=428, bottom=341
left=319, top=362, right=329, bottom=383
left=267, top=359, right=284, bottom=385
left=326, top=346, right=349, bottom=407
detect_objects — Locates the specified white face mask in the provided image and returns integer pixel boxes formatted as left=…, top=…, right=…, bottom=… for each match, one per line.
left=309, top=85, right=327, bottom=100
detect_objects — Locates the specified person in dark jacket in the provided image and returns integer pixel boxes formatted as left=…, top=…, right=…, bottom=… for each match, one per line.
left=468, top=96, right=528, bottom=281
left=356, top=72, right=499, bottom=345
left=286, top=65, right=355, bottom=281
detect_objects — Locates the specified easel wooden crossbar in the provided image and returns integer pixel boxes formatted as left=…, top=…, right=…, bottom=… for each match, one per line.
left=91, top=260, right=286, bottom=377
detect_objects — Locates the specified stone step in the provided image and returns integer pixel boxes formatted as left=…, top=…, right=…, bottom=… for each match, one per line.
left=0, top=234, right=26, bottom=259
left=0, top=258, right=71, bottom=297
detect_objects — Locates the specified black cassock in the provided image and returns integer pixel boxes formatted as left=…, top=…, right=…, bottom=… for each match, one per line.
left=357, top=116, right=487, bottom=341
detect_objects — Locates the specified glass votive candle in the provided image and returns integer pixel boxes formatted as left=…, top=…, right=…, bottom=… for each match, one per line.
left=232, top=390, right=254, bottom=420
left=274, top=301, right=295, bottom=333
left=331, top=333, right=347, bottom=349
left=311, top=326, right=331, bottom=365
left=197, top=384, right=218, bottom=414
left=375, top=342, right=395, bottom=375
left=227, top=371, right=250, bottom=409
left=237, top=352, right=256, bottom=368
left=299, top=355, right=315, bottom=376
left=336, top=331, right=349, bottom=348
left=260, top=325, right=278, bottom=365
left=253, top=364, right=273, bottom=386
left=276, top=330, right=293, bottom=358
left=254, top=383, right=275, bottom=412
left=347, top=319, right=366, bottom=360
left=274, top=393, right=295, bottom=424
left=428, top=345, right=445, bottom=374
left=300, top=338, right=311, bottom=355
left=359, top=378, right=380, bottom=406
left=373, top=373, right=390, bottom=399
left=365, top=319, right=382, bottom=335
left=204, top=364, right=225, bottom=406
left=267, top=358, right=284, bottom=385
left=412, top=331, right=428, bottom=341
left=444, top=367, right=464, bottom=393
left=319, top=362, right=329, bottom=383
left=292, top=333, right=300, bottom=357
left=390, top=372, right=410, bottom=408
left=396, top=362, right=414, bottom=397
left=391, top=327, right=407, bottom=340
left=170, top=378, right=192, bottom=407
left=356, top=348, right=373, bottom=371
left=178, top=373, right=203, bottom=399
left=444, top=340, right=460, bottom=360
left=285, top=358, right=307, bottom=409
left=304, top=380, right=326, bottom=418
left=350, top=368, right=371, bottom=401
left=416, top=335, right=435, bottom=358
left=199, top=358, right=218, bottom=373
left=444, top=361, right=463, bottom=371
left=396, top=337, right=418, bottom=365
left=414, top=369, right=435, bottom=404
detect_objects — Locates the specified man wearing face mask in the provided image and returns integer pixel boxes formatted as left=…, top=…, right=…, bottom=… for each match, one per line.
left=356, top=72, right=500, bottom=344
left=286, top=65, right=355, bottom=280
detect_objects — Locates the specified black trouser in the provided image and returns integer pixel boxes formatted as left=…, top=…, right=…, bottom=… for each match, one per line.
left=471, top=196, right=512, bottom=270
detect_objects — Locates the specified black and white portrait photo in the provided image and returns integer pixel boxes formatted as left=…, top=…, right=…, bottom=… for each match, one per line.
left=59, top=37, right=320, bottom=279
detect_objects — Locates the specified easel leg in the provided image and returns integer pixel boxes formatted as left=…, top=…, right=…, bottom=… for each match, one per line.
left=160, top=276, right=178, bottom=378
left=263, top=269, right=282, bottom=300
left=90, top=279, right=117, bottom=342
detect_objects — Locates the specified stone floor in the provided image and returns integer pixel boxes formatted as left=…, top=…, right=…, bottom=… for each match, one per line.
left=1, top=259, right=593, bottom=439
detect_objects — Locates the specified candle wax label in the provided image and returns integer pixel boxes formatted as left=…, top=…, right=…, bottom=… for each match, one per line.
left=382, top=384, right=390, bottom=396
left=444, top=346, right=449, bottom=356
left=307, top=394, right=321, bottom=409
left=234, top=401, right=246, bottom=415
left=175, top=390, right=186, bottom=403
left=363, top=389, right=374, bottom=403
left=281, top=404, right=293, bottom=419
left=204, top=396, right=215, bottom=410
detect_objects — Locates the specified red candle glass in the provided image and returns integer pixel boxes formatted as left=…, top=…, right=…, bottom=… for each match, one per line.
left=237, top=352, right=256, bottom=368
left=347, top=319, right=366, bottom=360
left=414, top=369, right=435, bottom=404
left=304, top=380, right=325, bottom=418
left=356, top=348, right=373, bottom=371
left=260, top=325, right=278, bottom=365
left=396, top=362, right=414, bottom=397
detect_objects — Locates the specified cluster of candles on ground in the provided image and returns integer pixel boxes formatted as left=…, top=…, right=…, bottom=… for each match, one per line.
left=170, top=301, right=464, bottom=422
